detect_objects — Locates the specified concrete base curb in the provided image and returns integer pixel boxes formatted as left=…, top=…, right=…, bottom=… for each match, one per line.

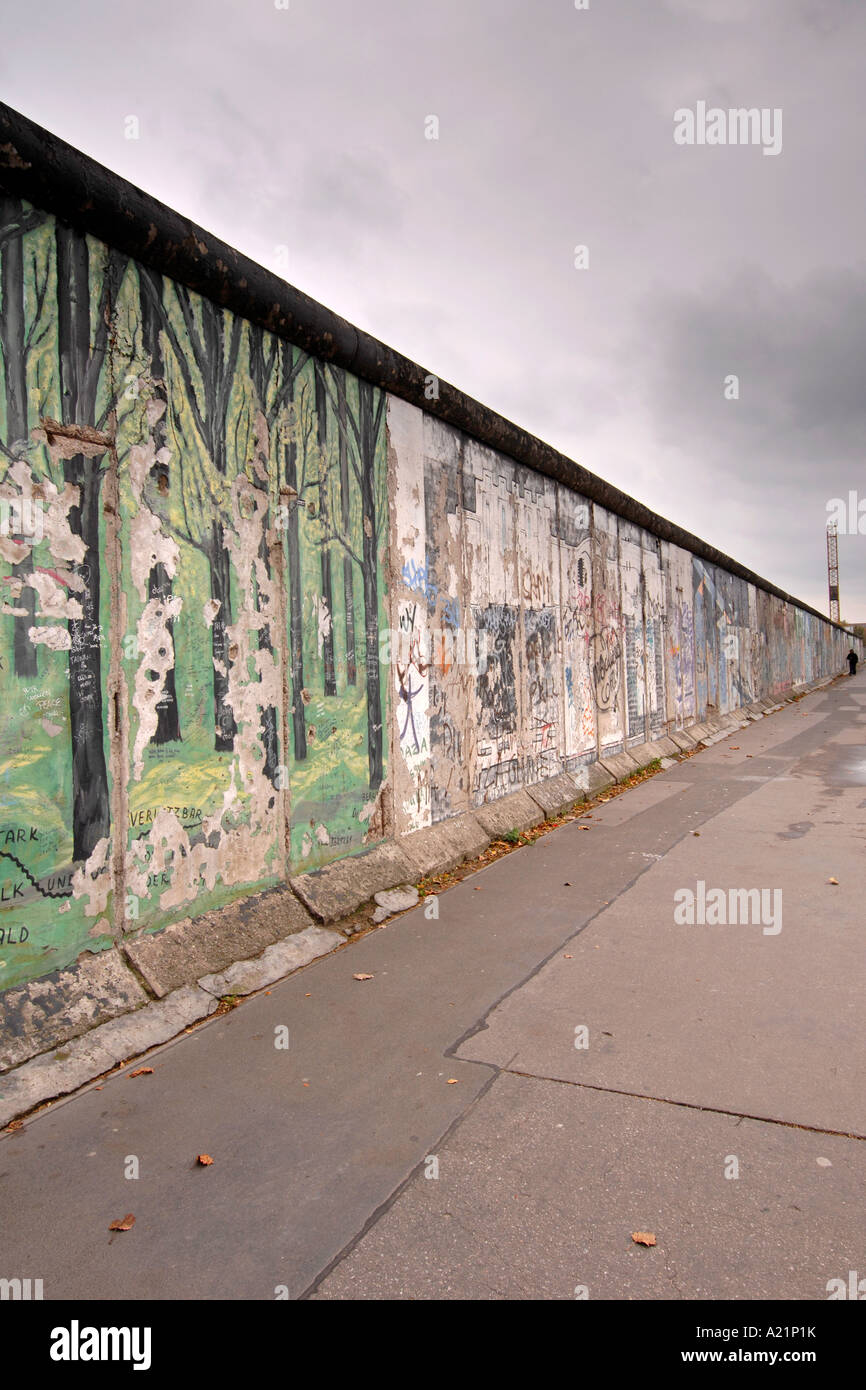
left=290, top=842, right=416, bottom=924
left=0, top=953, right=148, bottom=1072
left=198, top=926, right=342, bottom=999
left=598, top=751, right=641, bottom=783
left=526, top=771, right=587, bottom=818
left=473, top=790, right=544, bottom=839
left=580, top=762, right=617, bottom=796
left=398, top=814, right=490, bottom=878
left=669, top=729, right=699, bottom=750
left=0, top=984, right=218, bottom=1129
left=123, top=887, right=316, bottom=998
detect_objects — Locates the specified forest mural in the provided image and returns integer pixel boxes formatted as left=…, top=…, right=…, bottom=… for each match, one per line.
left=0, top=197, right=389, bottom=992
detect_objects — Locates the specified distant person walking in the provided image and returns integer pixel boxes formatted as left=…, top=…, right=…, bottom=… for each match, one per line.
left=847, top=649, right=859, bottom=676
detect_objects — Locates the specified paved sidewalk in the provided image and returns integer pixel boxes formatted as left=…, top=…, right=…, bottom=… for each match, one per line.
left=2, top=676, right=864, bottom=1300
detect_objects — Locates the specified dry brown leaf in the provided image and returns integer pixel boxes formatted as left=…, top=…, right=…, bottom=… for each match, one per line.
left=632, top=1231, right=656, bottom=1246
left=828, top=877, right=839, bottom=885
left=129, top=1067, right=153, bottom=1078
left=196, top=1154, right=214, bottom=1166
left=109, top=1214, right=135, bottom=1231
left=353, top=973, right=374, bottom=981
left=447, top=1078, right=459, bottom=1084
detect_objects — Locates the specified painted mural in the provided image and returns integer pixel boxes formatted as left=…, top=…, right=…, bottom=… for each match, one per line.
left=0, top=197, right=389, bottom=991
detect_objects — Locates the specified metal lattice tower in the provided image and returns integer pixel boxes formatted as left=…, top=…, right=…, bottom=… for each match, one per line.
left=827, top=522, right=840, bottom=622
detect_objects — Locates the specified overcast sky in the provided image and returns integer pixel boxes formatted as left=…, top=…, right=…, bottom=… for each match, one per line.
left=3, top=0, right=864, bottom=617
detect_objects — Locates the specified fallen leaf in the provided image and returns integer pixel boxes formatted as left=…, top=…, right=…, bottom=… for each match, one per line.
left=304, top=993, right=311, bottom=997
left=692, top=831, right=701, bottom=836
left=828, top=877, right=839, bottom=885
left=128, top=1067, right=153, bottom=1078
left=447, top=1078, right=459, bottom=1084
left=579, top=825, right=591, bottom=831
left=632, top=1231, right=656, bottom=1247
left=731, top=746, right=739, bottom=750
left=5, top=1119, right=23, bottom=1131
left=109, top=1214, right=135, bottom=1231
left=353, top=973, right=374, bottom=981
left=564, top=954, right=573, bottom=959
left=564, top=881, right=572, bottom=886
left=196, top=1154, right=213, bottom=1166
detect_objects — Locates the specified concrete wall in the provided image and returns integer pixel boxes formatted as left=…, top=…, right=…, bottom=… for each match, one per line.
left=0, top=170, right=859, bottom=1000
left=385, top=401, right=857, bottom=824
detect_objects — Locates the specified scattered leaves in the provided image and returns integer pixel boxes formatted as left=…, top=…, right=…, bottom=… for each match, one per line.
left=632, top=1231, right=656, bottom=1247
left=353, top=973, right=374, bottom=981
left=128, top=1067, right=153, bottom=1078
left=109, top=1214, right=135, bottom=1232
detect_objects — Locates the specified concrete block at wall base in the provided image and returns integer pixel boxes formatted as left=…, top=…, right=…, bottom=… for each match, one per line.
left=197, top=926, right=341, bottom=999
left=122, top=887, right=316, bottom=999
left=650, top=736, right=682, bottom=758
left=743, top=704, right=766, bottom=720
left=473, top=790, right=544, bottom=839
left=598, top=751, right=641, bottom=783
left=669, top=729, right=699, bottom=751
left=0, top=984, right=218, bottom=1128
left=399, top=814, right=491, bottom=879
left=0, top=951, right=148, bottom=1073
left=290, top=842, right=416, bottom=924
left=686, top=722, right=714, bottom=744
left=626, top=741, right=665, bottom=770
left=525, top=772, right=587, bottom=819
left=575, top=762, right=616, bottom=797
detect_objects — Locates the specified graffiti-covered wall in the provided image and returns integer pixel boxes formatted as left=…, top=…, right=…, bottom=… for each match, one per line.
left=385, top=399, right=858, bottom=824
left=0, top=176, right=858, bottom=999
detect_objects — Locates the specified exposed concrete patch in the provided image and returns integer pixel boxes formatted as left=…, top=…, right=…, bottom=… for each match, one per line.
left=525, top=771, right=586, bottom=818
left=198, top=926, right=341, bottom=998
left=290, top=843, right=416, bottom=924
left=398, top=814, right=490, bottom=879
left=372, top=886, right=420, bottom=924
left=473, top=790, right=543, bottom=839
left=0, top=984, right=217, bottom=1128
left=123, top=887, right=316, bottom=998
left=597, top=750, right=641, bottom=783
left=0, top=952, right=147, bottom=1072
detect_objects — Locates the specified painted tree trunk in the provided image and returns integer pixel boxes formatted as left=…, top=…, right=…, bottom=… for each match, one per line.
left=282, top=345, right=306, bottom=761
left=209, top=518, right=236, bottom=751
left=337, top=371, right=356, bottom=686
left=0, top=195, right=37, bottom=677
left=358, top=379, right=383, bottom=789
left=56, top=220, right=111, bottom=863
left=139, top=267, right=181, bottom=743
left=314, top=362, right=336, bottom=696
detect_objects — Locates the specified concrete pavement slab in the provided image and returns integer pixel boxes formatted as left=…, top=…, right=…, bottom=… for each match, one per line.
left=312, top=1072, right=865, bottom=1300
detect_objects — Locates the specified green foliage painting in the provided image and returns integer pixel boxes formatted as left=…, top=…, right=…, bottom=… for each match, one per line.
left=0, top=196, right=389, bottom=992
